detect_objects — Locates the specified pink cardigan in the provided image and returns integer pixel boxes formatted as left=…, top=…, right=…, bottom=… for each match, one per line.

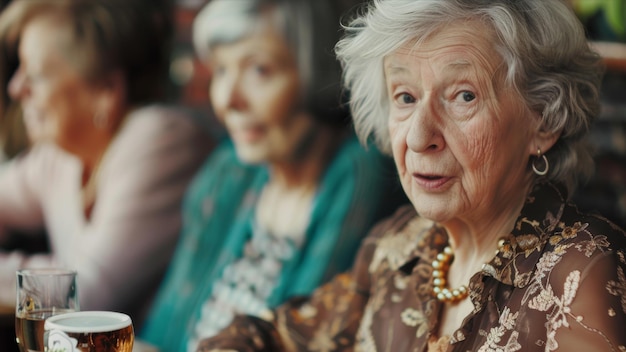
left=0, top=105, right=212, bottom=327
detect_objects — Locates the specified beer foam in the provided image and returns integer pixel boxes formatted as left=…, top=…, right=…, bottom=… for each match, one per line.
left=45, top=311, right=132, bottom=333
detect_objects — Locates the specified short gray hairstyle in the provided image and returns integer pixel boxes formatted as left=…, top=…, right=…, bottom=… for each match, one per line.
left=335, top=0, right=604, bottom=194
left=193, top=0, right=348, bottom=125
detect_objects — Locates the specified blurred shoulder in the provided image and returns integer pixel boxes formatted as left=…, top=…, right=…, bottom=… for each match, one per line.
left=105, top=105, right=214, bottom=169
left=21, top=142, right=74, bottom=162
left=120, top=104, right=211, bottom=142
left=3, top=142, right=78, bottom=176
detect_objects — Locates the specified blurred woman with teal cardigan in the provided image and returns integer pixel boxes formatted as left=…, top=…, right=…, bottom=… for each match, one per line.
left=138, top=0, right=406, bottom=351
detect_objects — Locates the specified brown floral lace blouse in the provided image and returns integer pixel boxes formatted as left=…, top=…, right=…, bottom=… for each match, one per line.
left=197, top=182, right=626, bottom=352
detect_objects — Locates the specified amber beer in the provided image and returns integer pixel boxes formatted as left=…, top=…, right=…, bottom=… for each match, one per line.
left=15, top=269, right=79, bottom=352
left=44, top=311, right=133, bottom=352
left=16, top=308, right=75, bottom=352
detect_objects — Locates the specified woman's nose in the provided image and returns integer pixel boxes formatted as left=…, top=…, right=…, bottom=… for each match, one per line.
left=226, top=79, right=247, bottom=111
left=214, top=74, right=246, bottom=112
left=7, top=68, right=26, bottom=100
left=406, top=99, right=445, bottom=153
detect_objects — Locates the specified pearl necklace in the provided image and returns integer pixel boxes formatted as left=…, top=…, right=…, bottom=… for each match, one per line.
left=432, top=239, right=508, bottom=303
left=431, top=246, right=468, bottom=303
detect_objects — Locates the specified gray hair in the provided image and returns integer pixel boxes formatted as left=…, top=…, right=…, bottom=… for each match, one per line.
left=193, top=0, right=348, bottom=125
left=335, top=0, right=604, bottom=194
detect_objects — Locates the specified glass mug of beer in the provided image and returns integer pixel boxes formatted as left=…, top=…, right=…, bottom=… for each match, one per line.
left=44, top=311, right=134, bottom=352
left=15, top=268, right=79, bottom=352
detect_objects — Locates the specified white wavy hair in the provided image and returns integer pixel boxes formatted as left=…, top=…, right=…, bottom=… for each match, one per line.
left=335, top=0, right=604, bottom=194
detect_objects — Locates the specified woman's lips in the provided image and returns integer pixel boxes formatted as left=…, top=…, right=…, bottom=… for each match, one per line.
left=412, top=173, right=451, bottom=191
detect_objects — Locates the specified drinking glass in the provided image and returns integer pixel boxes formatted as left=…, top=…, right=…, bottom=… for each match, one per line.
left=15, top=269, right=79, bottom=352
left=44, top=311, right=134, bottom=352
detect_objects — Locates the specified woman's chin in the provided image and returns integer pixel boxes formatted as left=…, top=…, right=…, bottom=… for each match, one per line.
left=234, top=146, right=268, bottom=165
left=410, top=201, right=456, bottom=223
left=416, top=211, right=453, bottom=223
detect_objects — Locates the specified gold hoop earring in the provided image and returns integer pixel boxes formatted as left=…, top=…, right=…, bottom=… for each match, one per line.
left=532, top=148, right=549, bottom=176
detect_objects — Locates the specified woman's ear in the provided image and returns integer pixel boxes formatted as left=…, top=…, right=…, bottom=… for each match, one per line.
left=101, top=70, right=126, bottom=105
left=528, top=111, right=561, bottom=156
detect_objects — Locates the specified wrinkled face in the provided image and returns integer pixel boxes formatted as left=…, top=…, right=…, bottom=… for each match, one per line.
left=384, top=21, right=539, bottom=224
left=208, top=27, right=313, bottom=164
left=8, top=15, right=103, bottom=152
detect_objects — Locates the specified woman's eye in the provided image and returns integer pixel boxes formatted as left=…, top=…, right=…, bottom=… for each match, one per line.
left=253, top=64, right=271, bottom=76
left=458, top=91, right=475, bottom=102
left=397, top=93, right=415, bottom=104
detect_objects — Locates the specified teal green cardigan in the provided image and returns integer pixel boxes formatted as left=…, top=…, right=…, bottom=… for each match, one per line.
left=139, top=135, right=405, bottom=351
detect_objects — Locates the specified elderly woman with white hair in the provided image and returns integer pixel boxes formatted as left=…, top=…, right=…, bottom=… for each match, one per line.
left=196, top=0, right=626, bottom=351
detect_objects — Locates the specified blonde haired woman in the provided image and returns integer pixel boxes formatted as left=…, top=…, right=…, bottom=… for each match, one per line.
left=0, top=0, right=212, bottom=327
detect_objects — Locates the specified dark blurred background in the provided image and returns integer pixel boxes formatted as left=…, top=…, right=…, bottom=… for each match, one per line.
left=568, top=0, right=626, bottom=230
